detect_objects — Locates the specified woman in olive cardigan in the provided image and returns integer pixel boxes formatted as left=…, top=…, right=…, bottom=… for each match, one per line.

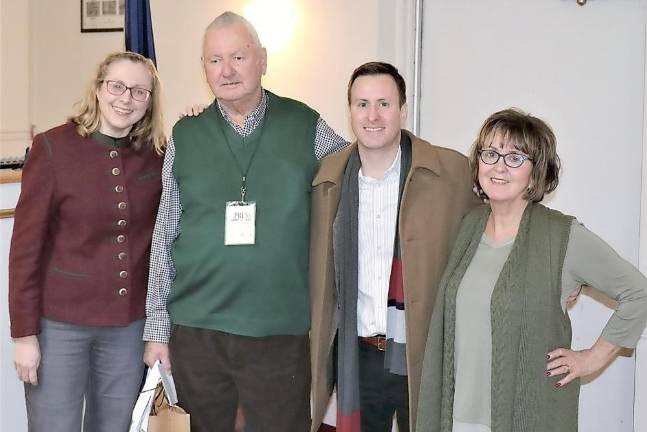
left=9, top=51, right=165, bottom=432
left=416, top=108, right=647, bottom=432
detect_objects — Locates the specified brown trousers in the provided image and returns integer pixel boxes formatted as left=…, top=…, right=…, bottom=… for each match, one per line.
left=169, top=325, right=310, bottom=432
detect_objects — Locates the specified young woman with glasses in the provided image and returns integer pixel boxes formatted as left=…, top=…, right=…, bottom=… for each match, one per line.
left=9, top=51, right=165, bottom=432
left=416, top=108, right=647, bottom=432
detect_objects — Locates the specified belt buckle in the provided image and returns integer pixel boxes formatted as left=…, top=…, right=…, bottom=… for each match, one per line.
left=376, top=335, right=386, bottom=351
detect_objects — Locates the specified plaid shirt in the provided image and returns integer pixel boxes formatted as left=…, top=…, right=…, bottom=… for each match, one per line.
left=143, top=90, right=347, bottom=342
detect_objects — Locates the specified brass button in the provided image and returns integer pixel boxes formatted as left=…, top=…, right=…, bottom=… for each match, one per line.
left=118, top=202, right=127, bottom=210
left=119, top=270, right=128, bottom=279
left=117, top=219, right=127, bottom=227
left=115, top=185, right=124, bottom=193
left=111, top=168, right=121, bottom=176
left=116, top=234, right=126, bottom=243
left=109, top=150, right=119, bottom=158
left=118, top=288, right=128, bottom=296
left=117, top=252, right=127, bottom=260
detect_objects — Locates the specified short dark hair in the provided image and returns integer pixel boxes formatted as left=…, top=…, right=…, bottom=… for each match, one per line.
left=470, top=108, right=561, bottom=202
left=347, top=62, right=406, bottom=107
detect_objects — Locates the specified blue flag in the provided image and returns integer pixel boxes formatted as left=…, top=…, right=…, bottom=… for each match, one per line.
left=125, top=0, right=156, bottom=66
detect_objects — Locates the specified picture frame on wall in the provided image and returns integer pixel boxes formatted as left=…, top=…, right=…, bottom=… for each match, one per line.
left=80, top=0, right=125, bottom=33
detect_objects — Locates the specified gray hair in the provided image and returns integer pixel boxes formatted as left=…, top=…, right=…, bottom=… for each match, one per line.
left=204, top=11, right=262, bottom=47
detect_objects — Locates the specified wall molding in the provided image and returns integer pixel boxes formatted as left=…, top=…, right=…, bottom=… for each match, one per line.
left=0, top=129, right=31, bottom=140
left=0, top=129, right=31, bottom=158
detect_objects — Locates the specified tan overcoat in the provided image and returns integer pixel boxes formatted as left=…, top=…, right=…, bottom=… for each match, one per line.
left=309, top=131, right=479, bottom=431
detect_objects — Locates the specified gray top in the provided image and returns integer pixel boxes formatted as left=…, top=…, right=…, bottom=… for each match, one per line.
left=453, top=220, right=647, bottom=431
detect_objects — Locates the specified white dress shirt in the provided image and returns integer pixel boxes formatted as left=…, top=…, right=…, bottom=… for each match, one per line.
left=357, top=147, right=401, bottom=336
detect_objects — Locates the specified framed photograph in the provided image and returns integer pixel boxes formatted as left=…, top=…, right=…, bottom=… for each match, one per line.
left=81, top=0, right=125, bottom=33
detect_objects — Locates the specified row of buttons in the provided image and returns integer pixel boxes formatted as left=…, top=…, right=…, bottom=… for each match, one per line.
left=111, top=149, right=128, bottom=297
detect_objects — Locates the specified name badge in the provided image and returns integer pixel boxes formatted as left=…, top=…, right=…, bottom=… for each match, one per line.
left=225, top=201, right=256, bottom=245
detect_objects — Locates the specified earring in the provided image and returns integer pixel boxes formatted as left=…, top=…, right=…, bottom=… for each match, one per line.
left=473, top=183, right=488, bottom=203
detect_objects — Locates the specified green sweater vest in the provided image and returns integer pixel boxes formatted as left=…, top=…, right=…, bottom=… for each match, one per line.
left=417, top=203, right=579, bottom=432
left=169, top=92, right=319, bottom=336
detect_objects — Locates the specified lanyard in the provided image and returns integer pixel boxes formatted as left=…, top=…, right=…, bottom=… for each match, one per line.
left=218, top=113, right=265, bottom=202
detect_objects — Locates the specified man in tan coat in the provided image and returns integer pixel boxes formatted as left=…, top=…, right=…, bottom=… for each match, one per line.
left=309, top=62, right=479, bottom=432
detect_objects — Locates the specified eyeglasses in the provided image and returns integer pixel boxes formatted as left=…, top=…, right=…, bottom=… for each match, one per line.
left=478, top=149, right=532, bottom=168
left=103, top=80, right=152, bottom=102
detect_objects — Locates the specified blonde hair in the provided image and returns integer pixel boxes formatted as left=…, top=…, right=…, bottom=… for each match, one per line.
left=70, top=51, right=166, bottom=154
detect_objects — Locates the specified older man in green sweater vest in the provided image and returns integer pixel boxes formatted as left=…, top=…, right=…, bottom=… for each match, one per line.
left=142, top=11, right=346, bottom=432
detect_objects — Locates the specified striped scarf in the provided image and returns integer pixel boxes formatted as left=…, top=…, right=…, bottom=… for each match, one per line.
left=334, top=133, right=411, bottom=432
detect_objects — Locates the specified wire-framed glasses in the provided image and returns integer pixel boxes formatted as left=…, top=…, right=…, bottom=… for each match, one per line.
left=103, top=80, right=152, bottom=102
left=478, top=149, right=532, bottom=168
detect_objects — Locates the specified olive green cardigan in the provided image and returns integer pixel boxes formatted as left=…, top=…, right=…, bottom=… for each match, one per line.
left=416, top=203, right=579, bottom=432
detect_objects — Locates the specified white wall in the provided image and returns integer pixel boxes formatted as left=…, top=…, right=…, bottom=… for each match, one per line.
left=0, top=0, right=31, bottom=158
left=151, top=0, right=414, bottom=141
left=29, top=1, right=123, bottom=135
left=0, top=0, right=3, bottom=135
left=24, top=0, right=414, bottom=143
left=420, top=1, right=645, bottom=431
left=636, top=5, right=647, bottom=428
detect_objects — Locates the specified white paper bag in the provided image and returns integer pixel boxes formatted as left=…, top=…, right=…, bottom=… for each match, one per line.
left=128, top=361, right=180, bottom=432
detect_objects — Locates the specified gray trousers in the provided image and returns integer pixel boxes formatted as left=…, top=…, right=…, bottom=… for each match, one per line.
left=24, top=319, right=145, bottom=432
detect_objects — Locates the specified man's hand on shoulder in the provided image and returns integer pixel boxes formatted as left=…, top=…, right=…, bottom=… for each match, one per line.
left=178, top=104, right=207, bottom=119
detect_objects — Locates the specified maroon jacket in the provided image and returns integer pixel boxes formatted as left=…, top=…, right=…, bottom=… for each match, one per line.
left=9, top=123, right=162, bottom=338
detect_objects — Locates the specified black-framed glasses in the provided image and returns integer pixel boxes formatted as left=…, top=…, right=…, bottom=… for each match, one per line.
left=478, top=149, right=532, bottom=168
left=103, top=80, right=152, bottom=102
